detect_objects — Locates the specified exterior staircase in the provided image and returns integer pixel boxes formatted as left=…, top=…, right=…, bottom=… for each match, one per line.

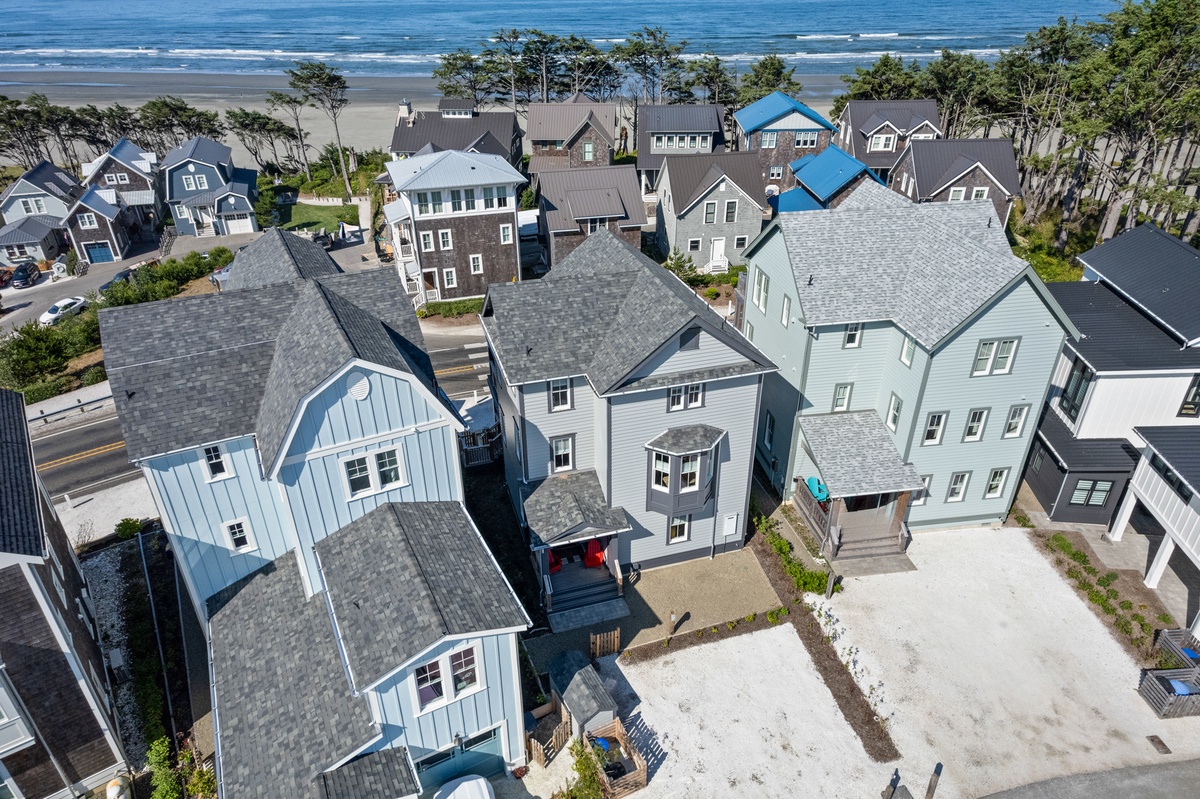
left=550, top=569, right=620, bottom=613
left=835, top=533, right=905, bottom=561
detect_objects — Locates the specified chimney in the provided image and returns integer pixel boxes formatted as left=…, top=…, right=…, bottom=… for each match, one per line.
left=396, top=99, right=412, bottom=124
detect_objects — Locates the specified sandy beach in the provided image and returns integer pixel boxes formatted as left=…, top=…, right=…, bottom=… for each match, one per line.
left=0, top=69, right=841, bottom=167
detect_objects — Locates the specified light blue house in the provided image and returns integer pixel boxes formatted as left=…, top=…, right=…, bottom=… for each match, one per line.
left=100, top=230, right=529, bottom=797
left=161, top=137, right=258, bottom=237
left=739, top=181, right=1077, bottom=559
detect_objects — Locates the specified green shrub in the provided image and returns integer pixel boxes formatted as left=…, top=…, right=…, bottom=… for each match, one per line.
left=745, top=613, right=756, bottom=623
left=1100, top=601, right=1117, bottom=615
left=187, top=767, right=217, bottom=799
left=148, top=737, right=182, bottom=799
left=1105, top=588, right=1119, bottom=601
left=418, top=298, right=485, bottom=318
left=21, top=376, right=71, bottom=404
left=1087, top=588, right=1105, bottom=604
left=0, top=322, right=69, bottom=389
left=703, top=286, right=720, bottom=300
left=1066, top=566, right=1082, bottom=580
left=81, top=365, right=107, bottom=385
left=1083, top=564, right=1098, bottom=576
left=564, top=737, right=604, bottom=799
left=1114, top=615, right=1133, bottom=635
left=1141, top=621, right=1155, bottom=635
left=766, top=606, right=790, bottom=624
left=115, top=518, right=142, bottom=540
left=1049, top=533, right=1072, bottom=553
left=1097, top=572, right=1120, bottom=588
left=1068, top=549, right=1090, bottom=566
left=1076, top=579, right=1093, bottom=592
left=1118, top=599, right=1133, bottom=611
left=519, top=186, right=537, bottom=210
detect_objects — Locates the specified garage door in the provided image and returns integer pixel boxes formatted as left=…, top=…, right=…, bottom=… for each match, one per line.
left=224, top=213, right=254, bottom=235
left=413, top=727, right=505, bottom=792
left=84, top=242, right=114, bottom=263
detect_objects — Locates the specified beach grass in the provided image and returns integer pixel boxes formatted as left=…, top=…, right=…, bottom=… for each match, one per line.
left=276, top=202, right=357, bottom=233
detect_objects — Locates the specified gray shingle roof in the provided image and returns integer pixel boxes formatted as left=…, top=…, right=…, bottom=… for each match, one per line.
left=519, top=470, right=632, bottom=548
left=549, top=649, right=617, bottom=727
left=0, top=160, right=82, bottom=204
left=0, top=214, right=59, bottom=246
left=226, top=228, right=342, bottom=291
left=773, top=181, right=1031, bottom=348
left=315, top=502, right=529, bottom=690
left=317, top=748, right=419, bottom=799
left=907, top=138, right=1021, bottom=197
left=1075, top=224, right=1200, bottom=344
left=1037, top=409, right=1138, bottom=472
left=209, top=557, right=374, bottom=799
left=1048, top=281, right=1200, bottom=372
left=537, top=166, right=647, bottom=233
left=101, top=269, right=438, bottom=464
left=107, top=138, right=157, bottom=178
left=162, top=136, right=231, bottom=170
left=482, top=230, right=773, bottom=394
left=659, top=151, right=766, bottom=211
left=0, top=389, right=42, bottom=558
left=842, top=100, right=941, bottom=169
left=389, top=108, right=517, bottom=158
left=832, top=179, right=911, bottom=210
left=527, top=102, right=616, bottom=146
left=1137, top=427, right=1200, bottom=495
left=384, top=150, right=524, bottom=193
left=636, top=105, right=725, bottom=171
left=799, top=411, right=924, bottom=497
left=645, top=424, right=725, bottom=455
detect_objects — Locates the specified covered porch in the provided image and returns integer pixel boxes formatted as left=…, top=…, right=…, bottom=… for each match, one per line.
left=792, top=410, right=924, bottom=560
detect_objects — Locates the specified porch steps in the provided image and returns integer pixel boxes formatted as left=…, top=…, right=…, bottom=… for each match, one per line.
left=551, top=574, right=621, bottom=613
left=835, top=534, right=905, bottom=561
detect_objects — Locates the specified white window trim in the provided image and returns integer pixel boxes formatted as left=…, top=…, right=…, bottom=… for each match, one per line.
left=679, top=454, right=701, bottom=493
left=780, top=295, right=791, bottom=326
left=900, top=334, right=915, bottom=366
left=833, top=383, right=852, bottom=413
left=735, top=235, right=748, bottom=248
left=104, top=173, right=119, bottom=185
left=420, top=231, right=435, bottom=252
left=195, top=174, right=208, bottom=190
left=438, top=229, right=453, bottom=250
left=687, top=238, right=701, bottom=252
left=1002, top=405, right=1029, bottom=439
left=703, top=201, right=717, bottom=224
left=685, top=382, right=704, bottom=409
left=972, top=187, right=990, bottom=200
left=203, top=444, right=235, bottom=482
left=752, top=269, right=769, bottom=312
left=761, top=131, right=778, bottom=149
left=949, top=187, right=966, bottom=202
left=410, top=642, right=487, bottom=716
left=78, top=212, right=98, bottom=230
left=843, top=323, right=862, bottom=349
left=923, top=413, right=946, bottom=446
left=339, top=445, right=411, bottom=501
left=963, top=409, right=989, bottom=443
left=652, top=451, right=671, bottom=492
left=768, top=165, right=784, bottom=180
left=946, top=472, right=970, bottom=502
left=886, top=394, right=902, bottom=432
left=500, top=224, right=513, bottom=245
left=117, top=172, right=130, bottom=184
left=221, top=517, right=257, bottom=554
left=442, top=268, right=457, bottom=289
left=764, top=410, right=775, bottom=451
left=668, top=514, right=691, bottom=544
left=549, top=378, right=572, bottom=412
left=182, top=175, right=196, bottom=191
left=469, top=254, right=484, bottom=274
left=550, top=436, right=574, bottom=473
left=724, top=199, right=738, bottom=223
left=984, top=468, right=1009, bottom=499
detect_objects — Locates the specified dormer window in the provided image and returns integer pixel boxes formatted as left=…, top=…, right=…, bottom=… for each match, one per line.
left=654, top=135, right=665, bottom=148
left=583, top=141, right=595, bottom=161
left=869, top=133, right=896, bottom=152
left=1180, top=374, right=1200, bottom=417
left=688, top=135, right=698, bottom=148
left=204, top=445, right=230, bottom=479
left=700, top=134, right=710, bottom=148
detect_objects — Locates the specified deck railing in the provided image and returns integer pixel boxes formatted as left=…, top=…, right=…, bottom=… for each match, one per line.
left=458, top=423, right=501, bottom=467
left=792, top=485, right=832, bottom=544
left=590, top=718, right=648, bottom=797
left=703, top=255, right=730, bottom=274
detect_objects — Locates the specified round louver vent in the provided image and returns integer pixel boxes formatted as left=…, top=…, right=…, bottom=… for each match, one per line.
left=347, top=373, right=370, bottom=401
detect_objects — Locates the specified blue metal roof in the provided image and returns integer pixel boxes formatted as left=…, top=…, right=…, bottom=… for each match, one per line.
left=789, top=145, right=881, bottom=202
left=734, top=91, right=834, bottom=134
left=769, top=189, right=825, bottom=213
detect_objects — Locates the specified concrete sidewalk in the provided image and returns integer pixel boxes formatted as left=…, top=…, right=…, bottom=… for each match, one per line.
left=982, top=758, right=1200, bottom=799
left=25, top=379, right=114, bottom=430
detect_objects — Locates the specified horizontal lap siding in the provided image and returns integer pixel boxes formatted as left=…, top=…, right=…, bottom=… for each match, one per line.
left=670, top=184, right=765, bottom=265
left=1077, top=374, right=1200, bottom=444
left=522, top=378, right=596, bottom=480
left=801, top=321, right=890, bottom=415
left=875, top=330, right=929, bottom=453
left=626, top=329, right=748, bottom=382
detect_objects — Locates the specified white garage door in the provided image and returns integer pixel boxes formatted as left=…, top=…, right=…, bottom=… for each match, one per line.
left=224, top=213, right=254, bottom=234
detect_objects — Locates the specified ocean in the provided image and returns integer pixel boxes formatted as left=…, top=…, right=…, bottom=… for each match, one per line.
left=0, top=0, right=1115, bottom=77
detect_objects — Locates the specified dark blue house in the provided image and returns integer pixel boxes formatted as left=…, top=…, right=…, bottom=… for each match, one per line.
left=162, top=137, right=258, bottom=237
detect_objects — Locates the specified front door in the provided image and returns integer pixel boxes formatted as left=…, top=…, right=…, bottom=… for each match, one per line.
left=710, top=237, right=725, bottom=263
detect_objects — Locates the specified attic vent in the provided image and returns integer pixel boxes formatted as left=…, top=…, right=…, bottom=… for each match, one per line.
left=347, top=373, right=371, bottom=401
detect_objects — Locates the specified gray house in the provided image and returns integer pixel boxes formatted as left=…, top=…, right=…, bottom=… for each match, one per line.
left=654, top=151, right=766, bottom=273
left=635, top=104, right=725, bottom=194
left=526, top=95, right=617, bottom=176
left=0, top=215, right=63, bottom=267
left=389, top=98, right=522, bottom=166
left=0, top=389, right=126, bottom=799
left=834, top=99, right=942, bottom=183
left=65, top=186, right=134, bottom=264
left=890, top=138, right=1022, bottom=224
left=81, top=138, right=163, bottom=233
left=740, top=181, right=1076, bottom=558
left=162, top=137, right=258, bottom=237
left=482, top=230, right=775, bottom=630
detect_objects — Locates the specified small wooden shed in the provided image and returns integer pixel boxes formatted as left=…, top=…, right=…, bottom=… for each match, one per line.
left=549, top=649, right=617, bottom=739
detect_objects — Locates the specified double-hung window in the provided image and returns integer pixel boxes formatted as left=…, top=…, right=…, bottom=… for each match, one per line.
left=923, top=412, right=946, bottom=445
left=963, top=409, right=988, bottom=442
left=797, top=131, right=819, bottom=148
left=376, top=450, right=403, bottom=488
left=420, top=231, right=435, bottom=251
left=886, top=394, right=902, bottom=432
left=761, top=131, right=778, bottom=148
left=900, top=334, right=915, bottom=366
left=1179, top=374, right=1200, bottom=417
left=679, top=454, right=700, bottom=491
left=195, top=175, right=208, bottom=190
left=972, top=339, right=1018, bottom=376
left=464, top=188, right=476, bottom=210
left=704, top=202, right=717, bottom=224
left=946, top=472, right=969, bottom=502
left=344, top=456, right=372, bottom=496
left=343, top=448, right=406, bottom=498
left=442, top=268, right=457, bottom=288
left=450, top=189, right=463, bottom=212
left=653, top=452, right=670, bottom=489
left=483, top=186, right=496, bottom=209
left=764, top=410, right=775, bottom=451
left=182, top=175, right=196, bottom=191
left=470, top=254, right=484, bottom=274
left=496, top=186, right=509, bottom=207
left=430, top=191, right=444, bottom=213
left=439, top=229, right=453, bottom=249
left=450, top=648, right=477, bottom=692
left=668, top=515, right=690, bottom=543
left=688, top=134, right=699, bottom=148
left=752, top=269, right=769, bottom=312
left=724, top=200, right=737, bottom=223
left=949, top=187, right=966, bottom=201
left=686, top=383, right=703, bottom=408
left=500, top=224, right=513, bottom=244
left=1002, top=405, right=1029, bottom=438
left=668, top=386, right=685, bottom=411
left=984, top=468, right=1009, bottom=499
left=415, top=661, right=444, bottom=709
left=583, top=141, right=595, bottom=161
left=416, top=191, right=430, bottom=214
left=654, top=135, right=665, bottom=148
left=204, top=445, right=229, bottom=479
left=549, top=378, right=571, bottom=411
left=843, top=323, right=861, bottom=348
left=832, top=383, right=852, bottom=413
left=21, top=197, right=46, bottom=215
left=700, top=134, right=710, bottom=148
left=768, top=166, right=784, bottom=180
left=972, top=187, right=989, bottom=200
left=415, top=645, right=481, bottom=712
left=551, top=436, right=573, bottom=472
left=1059, top=357, right=1093, bottom=422
left=78, top=212, right=98, bottom=229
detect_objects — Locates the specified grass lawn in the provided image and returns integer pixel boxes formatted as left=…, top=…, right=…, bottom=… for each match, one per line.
left=275, top=202, right=356, bottom=233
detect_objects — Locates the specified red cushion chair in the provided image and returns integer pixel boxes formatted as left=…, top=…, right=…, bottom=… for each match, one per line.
left=548, top=549, right=562, bottom=574
left=584, top=539, right=605, bottom=568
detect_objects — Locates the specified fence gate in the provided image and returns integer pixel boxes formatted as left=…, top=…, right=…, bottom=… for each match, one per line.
left=590, top=628, right=621, bottom=659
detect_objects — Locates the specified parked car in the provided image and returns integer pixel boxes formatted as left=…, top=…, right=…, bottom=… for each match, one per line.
left=209, top=264, right=234, bottom=286
left=39, top=296, right=88, bottom=326
left=10, top=262, right=41, bottom=289
left=100, top=268, right=137, bottom=293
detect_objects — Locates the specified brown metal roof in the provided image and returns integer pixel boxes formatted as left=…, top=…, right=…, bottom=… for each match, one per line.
left=538, top=166, right=647, bottom=233
left=660, top=151, right=766, bottom=211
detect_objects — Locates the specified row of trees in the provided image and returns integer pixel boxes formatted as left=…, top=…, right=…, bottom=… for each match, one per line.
left=836, top=0, right=1200, bottom=245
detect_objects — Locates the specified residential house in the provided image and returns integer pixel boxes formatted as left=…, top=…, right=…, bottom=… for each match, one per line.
left=635, top=104, right=725, bottom=194
left=0, top=389, right=126, bottom=799
left=654, top=151, right=765, bottom=273
left=0, top=216, right=63, bottom=267
left=1107, top=427, right=1200, bottom=634
left=162, top=137, right=258, bottom=237
left=382, top=150, right=525, bottom=303
left=739, top=181, right=1076, bottom=557
left=64, top=186, right=133, bottom=264
left=834, top=99, right=942, bottom=183
left=787, top=144, right=883, bottom=210
left=0, top=160, right=82, bottom=225
left=81, top=138, right=163, bottom=232
left=1024, top=225, right=1200, bottom=525
left=890, top=138, right=1022, bottom=223
left=389, top=98, right=522, bottom=166
left=99, top=233, right=531, bottom=796
left=526, top=94, right=617, bottom=175
left=733, top=91, right=835, bottom=194
left=482, top=231, right=776, bottom=629
left=537, top=165, right=647, bottom=268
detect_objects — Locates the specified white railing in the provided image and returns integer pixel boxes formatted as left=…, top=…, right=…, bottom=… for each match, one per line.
left=543, top=574, right=554, bottom=612
left=704, top=256, right=730, bottom=274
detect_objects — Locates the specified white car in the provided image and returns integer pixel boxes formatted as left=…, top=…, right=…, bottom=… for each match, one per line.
left=432, top=775, right=495, bottom=799
left=39, top=296, right=88, bottom=326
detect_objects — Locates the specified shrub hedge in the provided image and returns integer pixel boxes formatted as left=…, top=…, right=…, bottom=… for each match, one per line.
left=417, top=298, right=485, bottom=319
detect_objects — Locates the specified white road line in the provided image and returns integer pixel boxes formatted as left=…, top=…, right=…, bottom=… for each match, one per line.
left=467, top=351, right=488, bottom=360
left=463, top=342, right=487, bottom=349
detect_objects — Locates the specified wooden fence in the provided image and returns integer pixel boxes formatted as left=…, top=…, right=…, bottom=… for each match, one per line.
left=527, top=700, right=572, bottom=767
left=458, top=423, right=501, bottom=467
left=590, top=629, right=621, bottom=659
left=590, top=717, right=647, bottom=798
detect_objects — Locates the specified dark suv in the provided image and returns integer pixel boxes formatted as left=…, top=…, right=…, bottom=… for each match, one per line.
left=10, top=263, right=40, bottom=289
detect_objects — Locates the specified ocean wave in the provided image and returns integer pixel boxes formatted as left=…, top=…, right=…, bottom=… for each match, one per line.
left=0, top=47, right=159, bottom=56
left=858, top=32, right=900, bottom=38
left=337, top=36, right=362, bottom=40
left=794, top=34, right=851, bottom=40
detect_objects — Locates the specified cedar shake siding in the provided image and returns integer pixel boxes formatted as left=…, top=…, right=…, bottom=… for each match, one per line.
left=549, top=224, right=641, bottom=267
left=824, top=172, right=876, bottom=209
left=532, top=123, right=614, bottom=168
left=748, top=129, right=832, bottom=186
left=413, top=213, right=519, bottom=299
left=85, top=157, right=158, bottom=223
left=891, top=155, right=1011, bottom=220
left=67, top=211, right=129, bottom=264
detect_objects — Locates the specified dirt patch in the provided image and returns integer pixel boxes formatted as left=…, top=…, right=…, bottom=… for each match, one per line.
left=1026, top=527, right=1174, bottom=666
left=620, top=606, right=790, bottom=664
left=530, top=710, right=564, bottom=745
left=175, top=275, right=217, bottom=297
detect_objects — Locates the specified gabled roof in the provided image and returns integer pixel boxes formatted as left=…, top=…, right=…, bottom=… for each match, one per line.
left=799, top=411, right=924, bottom=498
left=225, top=228, right=342, bottom=291
left=209, top=557, right=374, bottom=799
left=384, top=149, right=524, bottom=193
left=389, top=108, right=518, bottom=157
left=660, top=151, right=765, bottom=212
left=769, top=190, right=824, bottom=213
left=636, top=105, right=725, bottom=171
left=162, top=136, right=231, bottom=170
left=315, top=502, right=529, bottom=690
left=789, top=145, right=881, bottom=203
left=734, top=91, right=834, bottom=134
left=71, top=185, right=121, bottom=220
left=0, top=214, right=60, bottom=246
left=0, top=160, right=82, bottom=205
left=1137, top=427, right=1200, bottom=495
left=519, top=470, right=632, bottom=548
left=537, top=166, right=647, bottom=233
left=101, top=269, right=440, bottom=465
left=761, top=180, right=1067, bottom=349
left=0, top=389, right=43, bottom=558
left=527, top=101, right=616, bottom=145
left=316, top=748, right=418, bottom=799
left=550, top=649, right=618, bottom=725
left=482, top=230, right=774, bottom=394
left=1048, top=280, right=1200, bottom=372
left=841, top=100, right=942, bottom=167
left=906, top=138, right=1021, bottom=198
left=1075, top=224, right=1200, bottom=345
left=85, top=138, right=157, bottom=181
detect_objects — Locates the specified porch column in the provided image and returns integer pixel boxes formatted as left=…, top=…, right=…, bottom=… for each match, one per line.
left=1106, top=490, right=1138, bottom=543
left=1144, top=535, right=1176, bottom=590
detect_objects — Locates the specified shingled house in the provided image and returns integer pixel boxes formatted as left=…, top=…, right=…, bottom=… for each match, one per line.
left=64, top=185, right=135, bottom=265
left=81, top=138, right=163, bottom=233
left=526, top=94, right=618, bottom=176
left=785, top=144, right=883, bottom=210
left=0, top=389, right=126, bottom=799
left=389, top=98, right=522, bottom=166
left=890, top=138, right=1022, bottom=223
left=100, top=233, right=531, bottom=796
left=635, top=104, right=725, bottom=194
left=733, top=92, right=835, bottom=194
left=835, top=99, right=942, bottom=183
left=536, top=165, right=647, bottom=267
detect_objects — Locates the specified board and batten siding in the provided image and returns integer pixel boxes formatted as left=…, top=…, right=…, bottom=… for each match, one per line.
left=1075, top=373, right=1200, bottom=444
left=369, top=632, right=524, bottom=767
left=607, top=373, right=759, bottom=567
left=521, top=377, right=596, bottom=480
left=1128, top=455, right=1200, bottom=562
left=906, top=278, right=1063, bottom=528
left=145, top=435, right=293, bottom=603
left=626, top=327, right=747, bottom=382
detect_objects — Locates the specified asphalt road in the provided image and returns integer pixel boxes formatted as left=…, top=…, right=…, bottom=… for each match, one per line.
left=0, top=246, right=154, bottom=331
left=425, top=322, right=491, bottom=399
